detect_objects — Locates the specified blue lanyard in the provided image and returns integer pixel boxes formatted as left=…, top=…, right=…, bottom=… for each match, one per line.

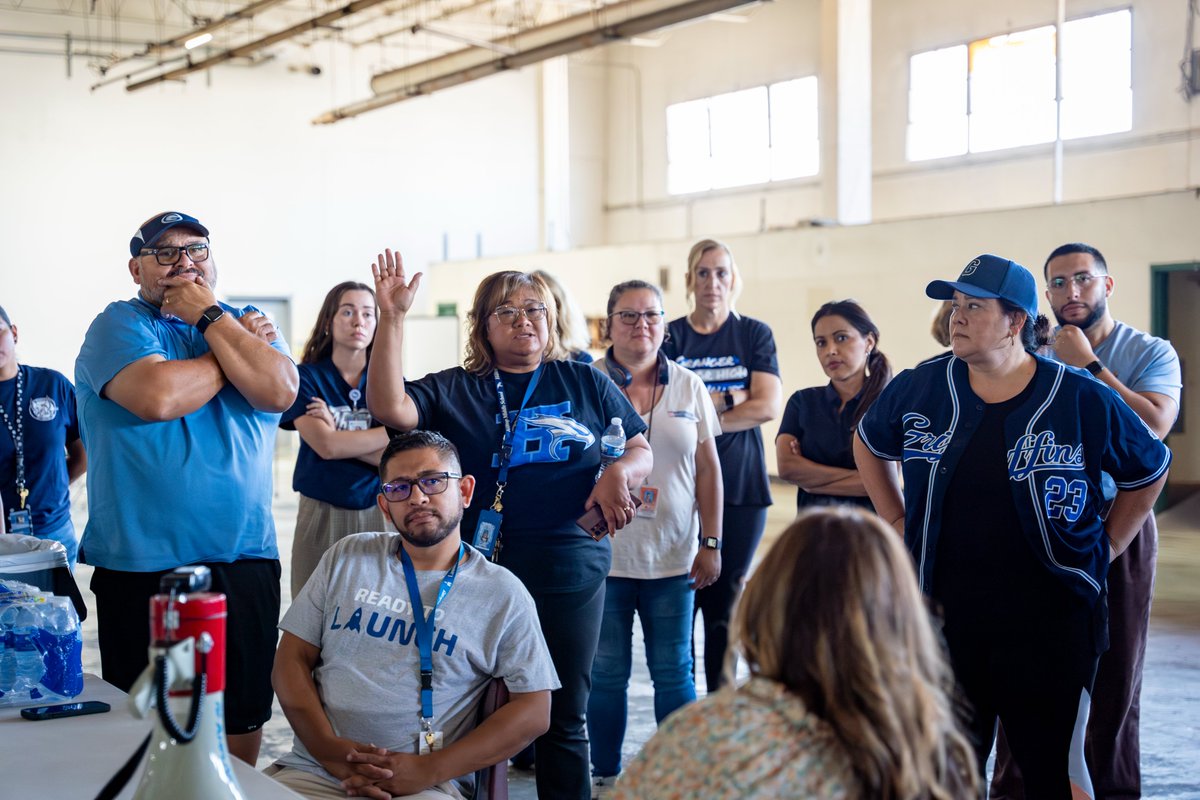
left=400, top=541, right=465, bottom=726
left=492, top=366, right=543, bottom=490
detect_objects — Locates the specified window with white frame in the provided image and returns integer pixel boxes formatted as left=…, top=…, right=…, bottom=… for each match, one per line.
left=667, top=77, right=819, bottom=195
left=907, top=9, right=1132, bottom=161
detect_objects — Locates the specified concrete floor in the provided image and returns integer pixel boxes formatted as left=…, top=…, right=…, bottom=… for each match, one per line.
left=70, top=451, right=1200, bottom=799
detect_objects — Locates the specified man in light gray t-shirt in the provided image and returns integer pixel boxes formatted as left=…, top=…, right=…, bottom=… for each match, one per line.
left=269, top=431, right=559, bottom=800
left=992, top=243, right=1181, bottom=800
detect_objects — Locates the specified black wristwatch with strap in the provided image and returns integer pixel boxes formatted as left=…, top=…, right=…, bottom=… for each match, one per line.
left=701, top=536, right=721, bottom=551
left=1085, top=360, right=1105, bottom=376
left=196, top=304, right=225, bottom=334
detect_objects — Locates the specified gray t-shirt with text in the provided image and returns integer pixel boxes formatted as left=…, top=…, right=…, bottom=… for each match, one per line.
left=273, top=532, right=559, bottom=794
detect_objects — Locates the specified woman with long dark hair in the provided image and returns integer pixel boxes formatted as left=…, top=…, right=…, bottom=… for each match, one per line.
left=613, top=507, right=980, bottom=799
left=854, top=255, right=1170, bottom=796
left=776, top=300, right=891, bottom=514
left=662, top=238, right=782, bottom=693
left=280, top=281, right=389, bottom=597
left=367, top=251, right=651, bottom=800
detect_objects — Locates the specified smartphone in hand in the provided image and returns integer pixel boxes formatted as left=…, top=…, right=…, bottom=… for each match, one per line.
left=21, top=701, right=111, bottom=721
left=576, top=496, right=643, bottom=541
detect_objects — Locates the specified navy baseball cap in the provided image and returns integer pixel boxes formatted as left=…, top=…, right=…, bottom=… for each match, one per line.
left=926, top=254, right=1039, bottom=320
left=129, top=211, right=209, bottom=257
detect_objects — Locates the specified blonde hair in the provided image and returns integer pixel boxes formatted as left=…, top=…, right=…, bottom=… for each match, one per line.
left=730, top=508, right=979, bottom=800
left=530, top=269, right=591, bottom=355
left=930, top=301, right=954, bottom=348
left=685, top=238, right=742, bottom=310
left=463, top=271, right=565, bottom=375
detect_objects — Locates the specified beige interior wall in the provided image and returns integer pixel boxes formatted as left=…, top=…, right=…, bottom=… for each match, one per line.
left=427, top=190, right=1200, bottom=475
left=593, top=0, right=1200, bottom=245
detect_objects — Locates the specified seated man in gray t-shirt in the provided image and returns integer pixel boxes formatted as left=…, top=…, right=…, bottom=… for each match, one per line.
left=269, top=430, right=560, bottom=800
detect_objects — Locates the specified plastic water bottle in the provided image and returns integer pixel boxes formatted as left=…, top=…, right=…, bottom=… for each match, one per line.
left=596, top=417, right=626, bottom=481
left=0, top=604, right=45, bottom=697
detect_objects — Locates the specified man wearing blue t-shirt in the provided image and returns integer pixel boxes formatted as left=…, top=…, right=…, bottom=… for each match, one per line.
left=992, top=243, right=1181, bottom=800
left=0, top=305, right=87, bottom=566
left=75, top=211, right=299, bottom=765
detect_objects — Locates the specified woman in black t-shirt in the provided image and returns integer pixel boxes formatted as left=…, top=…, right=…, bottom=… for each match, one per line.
left=662, top=239, right=782, bottom=693
left=776, top=300, right=890, bottom=514
left=367, top=251, right=651, bottom=800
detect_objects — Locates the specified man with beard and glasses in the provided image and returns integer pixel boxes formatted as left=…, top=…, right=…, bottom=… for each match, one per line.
left=268, top=431, right=558, bottom=800
left=75, top=211, right=298, bottom=764
left=991, top=242, right=1181, bottom=800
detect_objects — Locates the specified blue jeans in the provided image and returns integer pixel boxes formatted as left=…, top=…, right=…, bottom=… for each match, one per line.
left=588, top=574, right=696, bottom=778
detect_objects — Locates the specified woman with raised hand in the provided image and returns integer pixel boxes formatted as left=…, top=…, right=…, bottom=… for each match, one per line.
left=587, top=280, right=723, bottom=794
left=776, top=300, right=891, bottom=514
left=280, top=281, right=389, bottom=598
left=854, top=255, right=1171, bottom=796
left=367, top=250, right=651, bottom=800
left=613, top=507, right=980, bottom=799
left=662, top=238, right=782, bottom=693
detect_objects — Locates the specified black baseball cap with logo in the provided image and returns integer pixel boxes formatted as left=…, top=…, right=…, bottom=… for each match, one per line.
left=129, top=212, right=210, bottom=257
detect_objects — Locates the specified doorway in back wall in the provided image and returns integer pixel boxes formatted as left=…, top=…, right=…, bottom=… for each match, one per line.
left=1151, top=262, right=1200, bottom=508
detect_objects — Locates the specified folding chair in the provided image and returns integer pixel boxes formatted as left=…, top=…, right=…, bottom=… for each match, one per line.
left=473, top=677, right=511, bottom=800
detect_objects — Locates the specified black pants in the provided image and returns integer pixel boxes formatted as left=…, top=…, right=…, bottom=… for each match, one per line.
left=942, top=604, right=1100, bottom=800
left=90, top=559, right=281, bottom=734
left=693, top=504, right=767, bottom=692
left=992, top=515, right=1156, bottom=800
left=518, top=577, right=606, bottom=800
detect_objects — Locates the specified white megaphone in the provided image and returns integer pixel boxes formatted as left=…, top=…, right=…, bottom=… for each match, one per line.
left=125, top=566, right=246, bottom=800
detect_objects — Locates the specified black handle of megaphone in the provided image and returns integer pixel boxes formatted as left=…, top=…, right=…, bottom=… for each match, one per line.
left=154, top=649, right=208, bottom=743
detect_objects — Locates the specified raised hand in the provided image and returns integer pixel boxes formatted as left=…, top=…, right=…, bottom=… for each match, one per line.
left=372, top=249, right=423, bottom=315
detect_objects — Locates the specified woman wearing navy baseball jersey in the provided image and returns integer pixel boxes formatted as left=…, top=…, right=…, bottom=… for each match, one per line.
left=587, top=280, right=723, bottom=791
left=367, top=252, right=651, bottom=800
left=776, top=300, right=891, bottom=515
left=0, top=305, right=87, bottom=567
left=662, top=239, right=782, bottom=693
left=854, top=255, right=1170, bottom=798
left=280, top=282, right=389, bottom=598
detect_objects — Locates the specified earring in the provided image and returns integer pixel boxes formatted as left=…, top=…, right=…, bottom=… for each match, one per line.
left=864, top=350, right=872, bottom=378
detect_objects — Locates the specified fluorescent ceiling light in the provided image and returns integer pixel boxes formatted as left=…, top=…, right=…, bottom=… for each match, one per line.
left=706, top=12, right=747, bottom=22
left=184, top=33, right=214, bottom=50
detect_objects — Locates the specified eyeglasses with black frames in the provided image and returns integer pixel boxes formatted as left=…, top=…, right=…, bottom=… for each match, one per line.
left=492, top=305, right=548, bottom=324
left=380, top=472, right=462, bottom=502
left=139, top=243, right=210, bottom=267
left=609, top=310, right=665, bottom=326
left=1047, top=272, right=1103, bottom=293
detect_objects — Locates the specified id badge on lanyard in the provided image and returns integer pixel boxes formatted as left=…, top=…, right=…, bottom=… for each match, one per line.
left=342, top=388, right=372, bottom=431
left=401, top=541, right=463, bottom=753
left=472, top=367, right=542, bottom=560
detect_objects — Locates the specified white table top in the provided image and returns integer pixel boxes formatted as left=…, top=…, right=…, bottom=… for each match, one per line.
left=0, top=674, right=301, bottom=799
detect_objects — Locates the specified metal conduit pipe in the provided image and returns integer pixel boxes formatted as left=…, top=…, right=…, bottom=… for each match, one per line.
left=314, top=0, right=764, bottom=124
left=123, top=0, right=396, bottom=91
left=99, top=0, right=293, bottom=74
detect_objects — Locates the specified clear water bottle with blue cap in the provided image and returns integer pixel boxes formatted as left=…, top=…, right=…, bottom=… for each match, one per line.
left=596, top=417, right=626, bottom=481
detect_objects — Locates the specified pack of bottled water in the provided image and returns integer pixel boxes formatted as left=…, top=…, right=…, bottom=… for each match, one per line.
left=0, top=580, right=84, bottom=707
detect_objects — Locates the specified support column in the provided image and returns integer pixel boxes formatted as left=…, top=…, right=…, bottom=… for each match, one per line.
left=539, top=56, right=572, bottom=251
left=819, top=0, right=872, bottom=225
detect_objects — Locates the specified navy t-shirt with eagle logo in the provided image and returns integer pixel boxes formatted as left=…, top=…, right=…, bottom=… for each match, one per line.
left=404, top=359, right=645, bottom=591
left=663, top=314, right=779, bottom=507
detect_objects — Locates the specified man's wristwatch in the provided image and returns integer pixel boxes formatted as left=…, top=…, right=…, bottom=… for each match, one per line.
left=722, top=390, right=735, bottom=413
left=196, top=304, right=225, bottom=334
left=701, top=536, right=721, bottom=551
left=1085, top=360, right=1105, bottom=376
